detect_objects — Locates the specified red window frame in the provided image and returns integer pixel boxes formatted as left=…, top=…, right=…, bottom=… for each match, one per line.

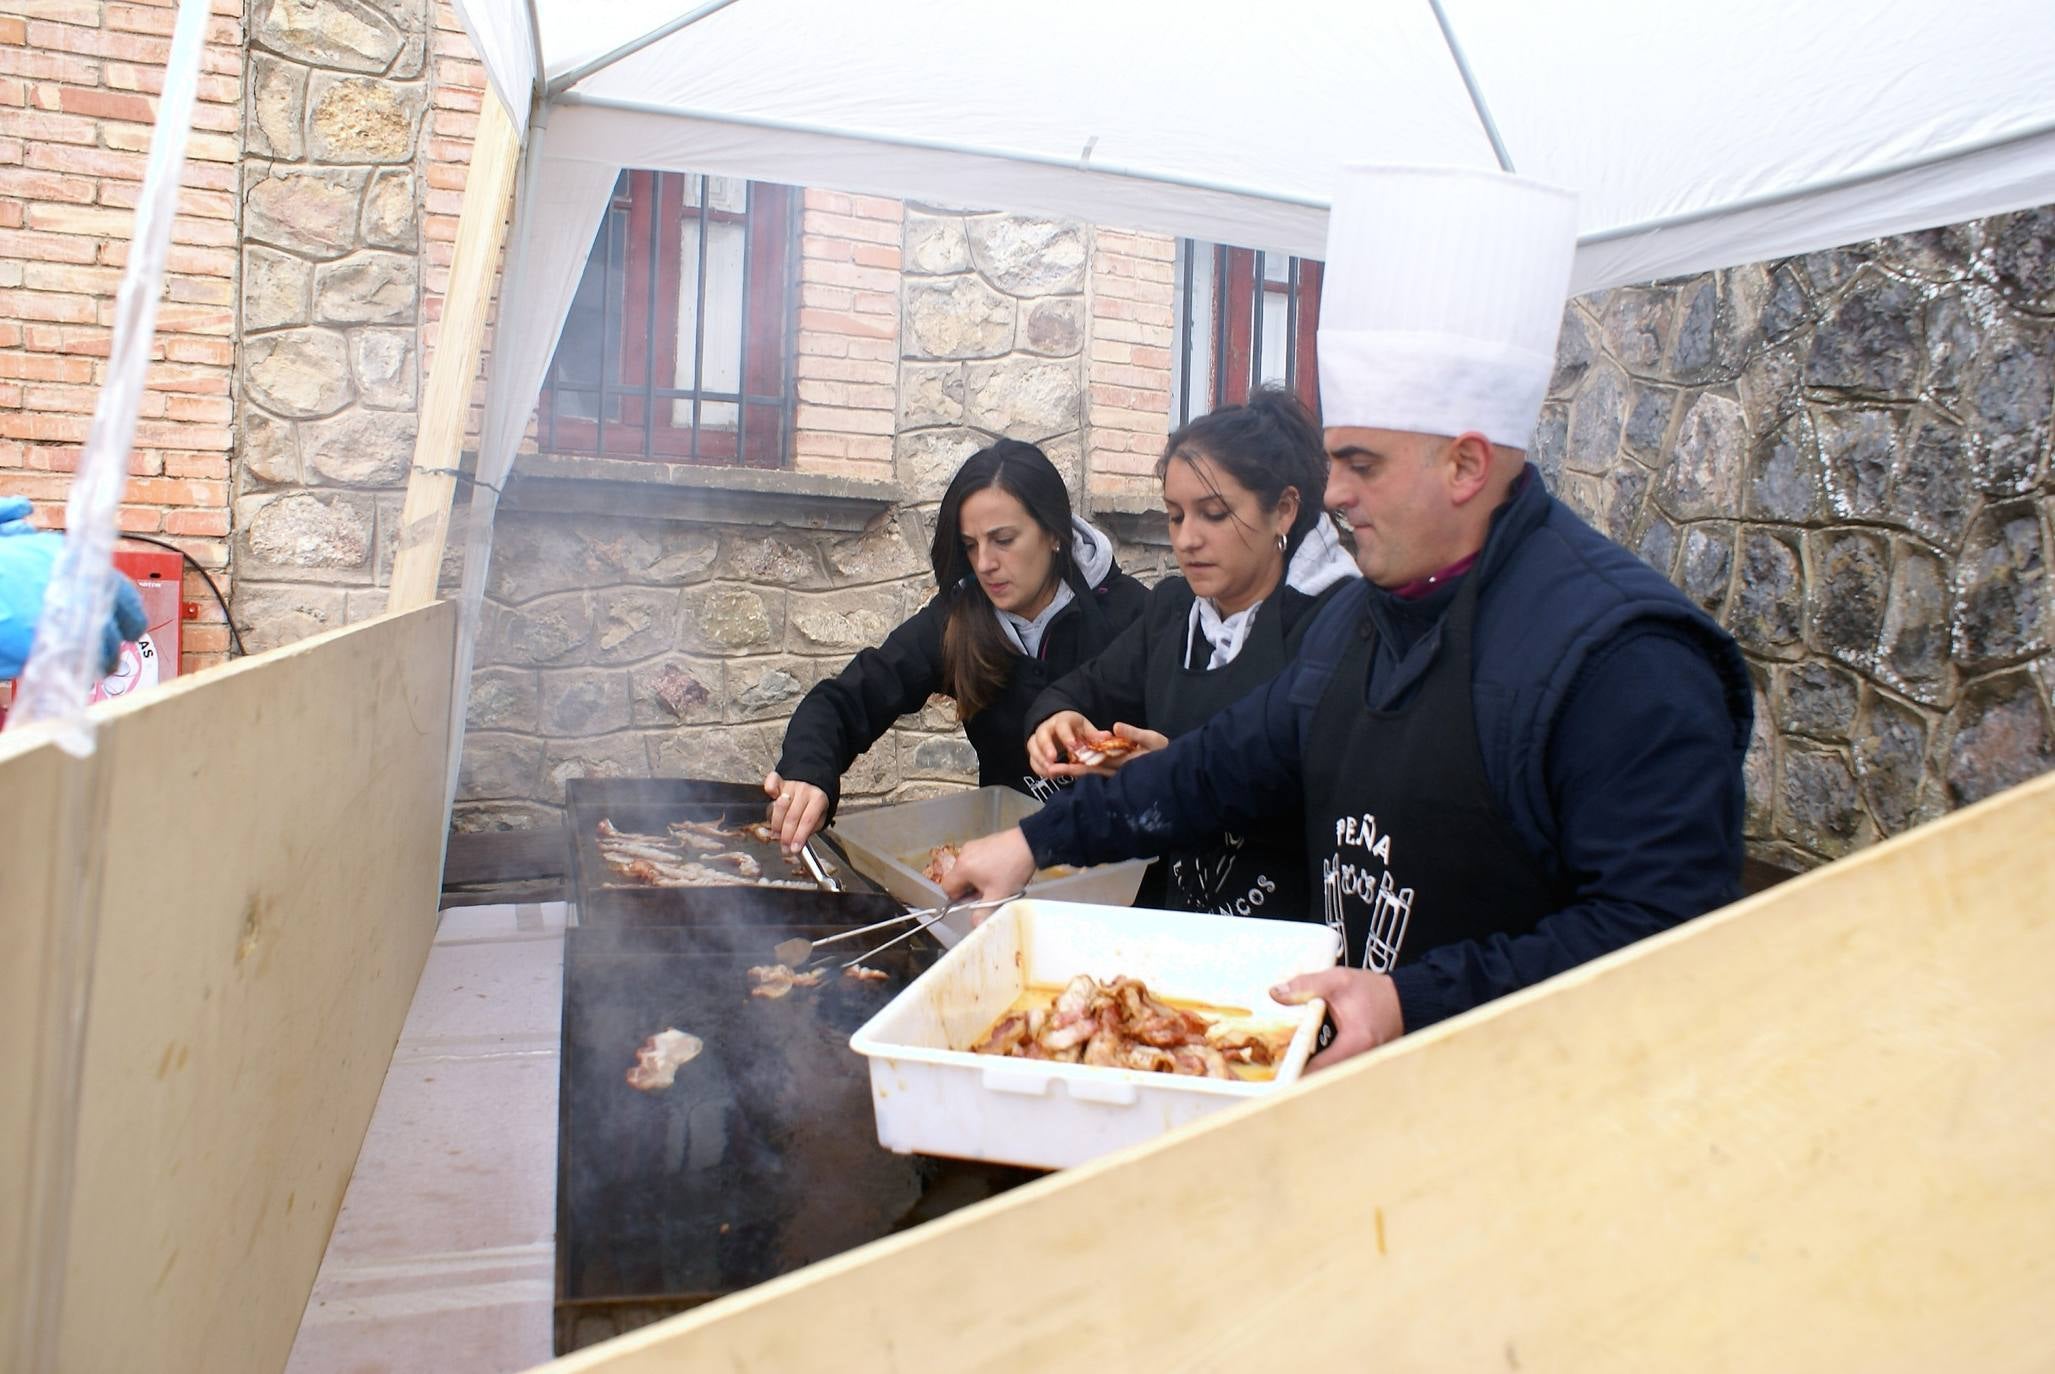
left=1178, top=241, right=1323, bottom=422
left=537, top=172, right=798, bottom=467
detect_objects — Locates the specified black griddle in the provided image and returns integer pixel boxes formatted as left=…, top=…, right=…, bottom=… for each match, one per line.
left=555, top=811, right=1040, bottom=1355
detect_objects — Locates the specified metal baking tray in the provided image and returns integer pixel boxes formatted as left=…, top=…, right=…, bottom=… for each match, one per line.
left=828, top=786, right=1150, bottom=943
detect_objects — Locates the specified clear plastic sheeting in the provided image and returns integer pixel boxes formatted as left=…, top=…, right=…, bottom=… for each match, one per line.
left=9, top=0, right=211, bottom=748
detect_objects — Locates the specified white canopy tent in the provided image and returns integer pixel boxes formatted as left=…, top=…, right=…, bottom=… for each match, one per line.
left=434, top=0, right=2055, bottom=800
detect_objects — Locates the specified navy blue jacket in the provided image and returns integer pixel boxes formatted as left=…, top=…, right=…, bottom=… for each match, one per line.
left=1022, top=468, right=1754, bottom=1029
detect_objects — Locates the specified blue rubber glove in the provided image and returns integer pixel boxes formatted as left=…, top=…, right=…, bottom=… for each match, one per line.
left=0, top=498, right=150, bottom=680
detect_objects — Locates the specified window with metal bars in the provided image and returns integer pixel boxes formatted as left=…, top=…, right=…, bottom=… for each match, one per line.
left=538, top=171, right=799, bottom=466
left=1169, top=241, right=1323, bottom=427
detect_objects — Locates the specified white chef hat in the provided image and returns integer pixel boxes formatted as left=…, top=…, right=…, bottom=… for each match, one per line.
left=1317, top=164, right=1579, bottom=449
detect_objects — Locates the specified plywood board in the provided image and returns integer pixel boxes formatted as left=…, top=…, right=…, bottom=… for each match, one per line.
left=0, top=603, right=455, bottom=1374
left=529, top=768, right=2055, bottom=1373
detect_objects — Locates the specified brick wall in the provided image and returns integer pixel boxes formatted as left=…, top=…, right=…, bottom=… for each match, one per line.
left=791, top=186, right=900, bottom=481
left=0, top=0, right=242, bottom=673
left=1085, top=226, right=1175, bottom=507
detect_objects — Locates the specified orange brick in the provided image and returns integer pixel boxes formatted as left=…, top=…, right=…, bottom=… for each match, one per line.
left=56, top=83, right=152, bottom=122
left=130, top=420, right=228, bottom=450
left=0, top=351, right=93, bottom=383
left=160, top=336, right=227, bottom=366
left=0, top=470, right=75, bottom=499
left=802, top=210, right=898, bottom=245
left=796, top=307, right=894, bottom=341
left=161, top=450, right=228, bottom=477
left=850, top=242, right=902, bottom=271
left=116, top=504, right=163, bottom=532
left=793, top=403, right=893, bottom=437
left=0, top=204, right=20, bottom=230
left=0, top=16, right=27, bottom=43
left=848, top=194, right=904, bottom=222
left=0, top=165, right=92, bottom=202
left=126, top=475, right=224, bottom=505
left=0, top=105, right=97, bottom=144
left=182, top=627, right=229, bottom=655
left=163, top=393, right=229, bottom=423
left=162, top=506, right=229, bottom=536
left=0, top=288, right=94, bottom=323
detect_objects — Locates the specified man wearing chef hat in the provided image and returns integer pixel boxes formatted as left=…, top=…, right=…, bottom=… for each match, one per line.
left=944, top=165, right=1753, bottom=1067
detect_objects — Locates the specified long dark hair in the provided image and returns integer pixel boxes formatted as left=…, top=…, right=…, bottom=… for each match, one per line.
left=1158, top=385, right=1328, bottom=555
left=931, top=439, right=1076, bottom=721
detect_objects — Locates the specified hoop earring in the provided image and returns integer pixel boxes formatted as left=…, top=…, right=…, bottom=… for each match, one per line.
left=1274, top=532, right=1288, bottom=554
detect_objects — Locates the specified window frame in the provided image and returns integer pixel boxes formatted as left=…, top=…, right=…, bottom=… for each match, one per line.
left=536, top=172, right=800, bottom=468
left=1172, top=240, right=1323, bottom=426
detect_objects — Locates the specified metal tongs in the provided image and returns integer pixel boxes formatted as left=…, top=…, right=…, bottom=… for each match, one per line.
left=771, top=890, right=1024, bottom=972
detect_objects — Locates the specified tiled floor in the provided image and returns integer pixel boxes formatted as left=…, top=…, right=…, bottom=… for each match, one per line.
left=283, top=903, right=568, bottom=1374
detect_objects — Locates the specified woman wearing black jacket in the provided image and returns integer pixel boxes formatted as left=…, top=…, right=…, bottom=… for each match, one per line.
left=765, top=438, right=1147, bottom=850
left=1026, top=388, right=1357, bottom=915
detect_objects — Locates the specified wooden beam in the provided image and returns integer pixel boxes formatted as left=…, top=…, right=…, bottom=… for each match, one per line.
left=528, top=769, right=2055, bottom=1372
left=1, top=604, right=456, bottom=1374
left=386, top=89, right=522, bottom=613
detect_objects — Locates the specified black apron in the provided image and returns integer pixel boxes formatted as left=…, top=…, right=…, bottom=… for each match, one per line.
left=1140, top=597, right=1310, bottom=917
left=1299, top=573, right=1562, bottom=970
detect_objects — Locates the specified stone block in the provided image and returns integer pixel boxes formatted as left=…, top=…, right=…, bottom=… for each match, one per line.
left=628, top=655, right=721, bottom=726
left=964, top=357, right=1082, bottom=441
left=543, top=733, right=655, bottom=801
left=1919, top=288, right=1977, bottom=405
left=1953, top=502, right=2047, bottom=671
left=1941, top=670, right=2055, bottom=806
left=302, top=408, right=415, bottom=487
left=1529, top=403, right=1566, bottom=489
left=841, top=732, right=900, bottom=796
left=1982, top=207, right=2055, bottom=313
left=1798, top=245, right=1868, bottom=297
left=1741, top=670, right=1775, bottom=838
left=1892, top=411, right=1972, bottom=550
left=1775, top=661, right=1860, bottom=742
left=786, top=585, right=898, bottom=653
left=1731, top=528, right=1804, bottom=651
left=487, top=514, right=718, bottom=604
left=679, top=584, right=781, bottom=655
left=906, top=733, right=977, bottom=780
left=245, top=51, right=305, bottom=160
left=351, top=328, right=416, bottom=408
left=239, top=408, right=301, bottom=487
left=1747, top=414, right=1822, bottom=523
left=245, top=168, right=367, bottom=259
left=467, top=667, right=538, bottom=732
left=966, top=215, right=1086, bottom=296
left=827, top=512, right=928, bottom=586
left=450, top=801, right=559, bottom=834
left=1886, top=221, right=1976, bottom=284
left=903, top=275, right=1015, bottom=359
left=1656, top=393, right=1746, bottom=521
left=1803, top=269, right=1920, bottom=397
left=314, top=250, right=418, bottom=325
left=1598, top=459, right=1651, bottom=544
left=1666, top=276, right=1723, bottom=383
left=1852, top=690, right=1932, bottom=835
left=903, top=211, right=970, bottom=275
left=307, top=72, right=423, bottom=164
left=1964, top=318, right=2053, bottom=496
left=649, top=723, right=783, bottom=787
left=1020, top=297, right=1085, bottom=356
left=899, top=362, right=965, bottom=428
left=538, top=669, right=634, bottom=736
left=1734, top=339, right=1806, bottom=440
left=485, top=592, right=592, bottom=667
left=361, top=168, right=417, bottom=250
left=456, top=731, right=543, bottom=800
left=896, top=426, right=983, bottom=500
left=235, top=491, right=375, bottom=580
left=1816, top=407, right=1898, bottom=523
left=1636, top=513, right=1679, bottom=578
left=230, top=580, right=347, bottom=654
left=591, top=586, right=682, bottom=664
left=1758, top=264, right=1813, bottom=340
left=1880, top=539, right=1952, bottom=700
left=1599, top=286, right=1673, bottom=372
left=1548, top=304, right=1594, bottom=397
left=244, top=245, right=310, bottom=331
left=1805, top=528, right=1889, bottom=667
left=725, top=657, right=812, bottom=722
left=716, top=531, right=829, bottom=587
left=1776, top=742, right=1872, bottom=859
left=1675, top=522, right=1735, bottom=617
left=245, top=328, right=354, bottom=419
left=1621, top=383, right=1675, bottom=462
left=1563, top=360, right=1626, bottom=475
left=252, top=0, right=403, bottom=73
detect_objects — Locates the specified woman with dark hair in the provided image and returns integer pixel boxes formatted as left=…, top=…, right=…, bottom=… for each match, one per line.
left=765, top=438, right=1147, bottom=850
left=1024, top=386, right=1358, bottom=915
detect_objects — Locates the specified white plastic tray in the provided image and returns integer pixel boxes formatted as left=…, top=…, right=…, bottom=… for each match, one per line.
left=849, top=899, right=1342, bottom=1170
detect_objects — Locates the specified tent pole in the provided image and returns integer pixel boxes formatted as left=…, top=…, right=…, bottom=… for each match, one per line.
left=385, top=88, right=522, bottom=615
left=1426, top=0, right=1515, bottom=173
left=543, top=0, right=747, bottom=100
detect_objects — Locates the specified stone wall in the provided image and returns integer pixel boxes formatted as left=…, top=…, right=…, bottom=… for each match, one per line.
left=1540, top=207, right=2055, bottom=869
left=230, top=0, right=430, bottom=648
